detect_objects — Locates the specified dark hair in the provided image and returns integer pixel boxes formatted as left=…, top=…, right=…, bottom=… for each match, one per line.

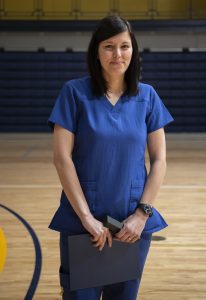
left=87, top=15, right=140, bottom=97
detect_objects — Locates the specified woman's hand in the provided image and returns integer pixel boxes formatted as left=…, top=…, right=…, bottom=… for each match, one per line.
left=81, top=214, right=113, bottom=251
left=115, top=209, right=148, bottom=243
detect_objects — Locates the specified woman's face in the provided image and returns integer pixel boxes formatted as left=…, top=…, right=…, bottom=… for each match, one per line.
left=98, top=30, right=133, bottom=79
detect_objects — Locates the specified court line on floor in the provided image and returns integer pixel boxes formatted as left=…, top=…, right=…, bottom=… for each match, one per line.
left=162, top=185, right=206, bottom=189
left=0, top=203, right=42, bottom=300
left=0, top=184, right=206, bottom=189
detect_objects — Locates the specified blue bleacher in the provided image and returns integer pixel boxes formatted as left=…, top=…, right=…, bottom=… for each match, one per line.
left=0, top=51, right=206, bottom=132
left=141, top=51, right=206, bottom=132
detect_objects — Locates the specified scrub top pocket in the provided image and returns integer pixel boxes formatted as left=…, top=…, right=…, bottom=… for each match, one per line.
left=129, top=179, right=145, bottom=213
left=80, top=181, right=96, bottom=213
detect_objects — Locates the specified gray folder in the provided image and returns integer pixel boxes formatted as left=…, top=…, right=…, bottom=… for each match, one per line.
left=68, top=234, right=141, bottom=291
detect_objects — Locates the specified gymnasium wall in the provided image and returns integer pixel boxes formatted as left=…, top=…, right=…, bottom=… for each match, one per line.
left=0, top=31, right=206, bottom=52
left=0, top=0, right=206, bottom=20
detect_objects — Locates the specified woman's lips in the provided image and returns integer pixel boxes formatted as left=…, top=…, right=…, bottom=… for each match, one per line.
left=110, top=61, right=124, bottom=65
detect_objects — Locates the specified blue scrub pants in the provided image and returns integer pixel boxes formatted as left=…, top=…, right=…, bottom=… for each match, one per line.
left=59, top=232, right=152, bottom=300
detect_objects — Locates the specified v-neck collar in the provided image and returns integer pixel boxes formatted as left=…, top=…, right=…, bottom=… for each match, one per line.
left=102, top=92, right=128, bottom=112
left=104, top=95, right=121, bottom=108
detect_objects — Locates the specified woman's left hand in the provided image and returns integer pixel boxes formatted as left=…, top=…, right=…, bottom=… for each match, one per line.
left=115, top=209, right=148, bottom=243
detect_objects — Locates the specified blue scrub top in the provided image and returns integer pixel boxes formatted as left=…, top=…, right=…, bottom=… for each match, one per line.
left=48, top=76, right=174, bottom=235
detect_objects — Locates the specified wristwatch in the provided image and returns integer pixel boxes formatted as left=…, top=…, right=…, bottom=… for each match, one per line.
left=137, top=203, right=153, bottom=217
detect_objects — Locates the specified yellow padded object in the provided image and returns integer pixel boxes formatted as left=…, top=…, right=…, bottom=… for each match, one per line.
left=0, top=228, right=7, bottom=272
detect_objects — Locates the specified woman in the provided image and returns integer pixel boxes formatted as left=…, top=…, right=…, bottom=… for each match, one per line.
left=48, top=15, right=174, bottom=300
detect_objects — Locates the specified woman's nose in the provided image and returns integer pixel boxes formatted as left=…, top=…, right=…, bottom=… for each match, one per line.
left=113, top=48, right=121, bottom=58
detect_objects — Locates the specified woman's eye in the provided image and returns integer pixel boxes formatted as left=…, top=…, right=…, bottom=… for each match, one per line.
left=105, top=45, right=113, bottom=49
left=122, top=45, right=130, bottom=49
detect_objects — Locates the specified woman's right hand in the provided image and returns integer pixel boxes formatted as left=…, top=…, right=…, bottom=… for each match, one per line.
left=81, top=214, right=113, bottom=251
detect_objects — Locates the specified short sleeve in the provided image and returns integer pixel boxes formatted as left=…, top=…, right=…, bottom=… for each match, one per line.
left=47, top=82, right=78, bottom=133
left=146, top=86, right=174, bottom=133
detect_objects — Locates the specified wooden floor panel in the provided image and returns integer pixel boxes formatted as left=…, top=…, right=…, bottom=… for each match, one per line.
left=0, top=133, right=205, bottom=300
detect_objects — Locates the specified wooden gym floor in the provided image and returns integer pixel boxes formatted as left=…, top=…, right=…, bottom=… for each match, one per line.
left=0, top=132, right=205, bottom=300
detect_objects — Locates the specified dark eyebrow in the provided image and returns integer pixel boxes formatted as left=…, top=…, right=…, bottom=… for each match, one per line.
left=103, top=40, right=131, bottom=45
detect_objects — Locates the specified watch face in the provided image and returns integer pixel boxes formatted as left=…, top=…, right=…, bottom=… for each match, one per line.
left=138, top=204, right=153, bottom=217
left=144, top=205, right=152, bottom=214
left=143, top=205, right=153, bottom=216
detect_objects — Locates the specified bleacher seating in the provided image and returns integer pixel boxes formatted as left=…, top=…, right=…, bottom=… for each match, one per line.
left=0, top=51, right=87, bottom=132
left=141, top=51, right=206, bottom=132
left=0, top=51, right=206, bottom=132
